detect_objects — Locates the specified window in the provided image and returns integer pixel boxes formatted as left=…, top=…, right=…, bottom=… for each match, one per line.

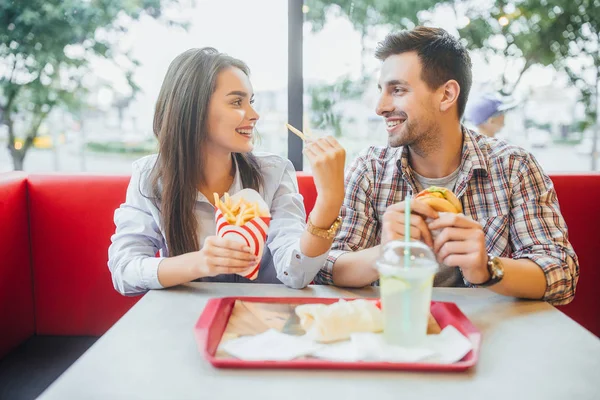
left=3, top=1, right=598, bottom=174
left=300, top=2, right=599, bottom=173
left=302, top=10, right=386, bottom=172
left=1, top=0, right=288, bottom=174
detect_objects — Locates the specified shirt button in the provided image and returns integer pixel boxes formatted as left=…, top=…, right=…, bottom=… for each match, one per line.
left=284, top=271, right=289, bottom=276
left=295, top=254, right=301, bottom=260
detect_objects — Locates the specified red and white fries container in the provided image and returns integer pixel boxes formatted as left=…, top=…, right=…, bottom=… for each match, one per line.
left=214, top=189, right=271, bottom=280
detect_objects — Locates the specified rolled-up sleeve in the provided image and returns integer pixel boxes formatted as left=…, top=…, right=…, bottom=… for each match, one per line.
left=267, top=160, right=328, bottom=289
left=108, top=162, right=166, bottom=296
left=509, top=154, right=579, bottom=305
left=315, top=156, right=379, bottom=285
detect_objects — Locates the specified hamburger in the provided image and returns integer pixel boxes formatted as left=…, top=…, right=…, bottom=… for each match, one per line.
left=415, top=186, right=462, bottom=213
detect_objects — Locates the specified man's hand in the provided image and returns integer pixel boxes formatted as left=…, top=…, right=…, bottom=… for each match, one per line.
left=428, top=213, right=489, bottom=284
left=381, top=199, right=438, bottom=248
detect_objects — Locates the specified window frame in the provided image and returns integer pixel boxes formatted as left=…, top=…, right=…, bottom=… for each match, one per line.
left=287, top=0, right=304, bottom=170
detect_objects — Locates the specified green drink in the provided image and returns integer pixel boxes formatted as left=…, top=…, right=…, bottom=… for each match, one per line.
left=376, top=241, right=438, bottom=347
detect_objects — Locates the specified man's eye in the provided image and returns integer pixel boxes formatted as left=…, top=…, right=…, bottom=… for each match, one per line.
left=232, top=99, right=242, bottom=106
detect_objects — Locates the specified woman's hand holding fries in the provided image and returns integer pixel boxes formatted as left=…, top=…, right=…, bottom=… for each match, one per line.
left=156, top=236, right=257, bottom=285
left=194, top=236, right=258, bottom=277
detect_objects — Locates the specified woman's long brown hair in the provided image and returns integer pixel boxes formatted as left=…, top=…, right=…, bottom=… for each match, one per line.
left=150, top=48, right=263, bottom=256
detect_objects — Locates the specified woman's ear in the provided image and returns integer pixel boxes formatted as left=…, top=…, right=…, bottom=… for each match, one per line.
left=439, top=80, right=461, bottom=114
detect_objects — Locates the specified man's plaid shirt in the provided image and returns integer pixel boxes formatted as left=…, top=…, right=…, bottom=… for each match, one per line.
left=316, top=128, right=579, bottom=305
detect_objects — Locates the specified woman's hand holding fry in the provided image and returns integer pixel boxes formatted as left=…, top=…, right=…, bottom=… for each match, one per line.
left=304, top=136, right=346, bottom=225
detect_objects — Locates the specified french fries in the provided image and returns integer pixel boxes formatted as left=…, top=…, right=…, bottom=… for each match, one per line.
left=213, top=192, right=266, bottom=226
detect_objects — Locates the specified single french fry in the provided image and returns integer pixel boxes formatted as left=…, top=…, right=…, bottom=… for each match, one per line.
left=225, top=212, right=236, bottom=224
left=285, top=123, right=306, bottom=141
left=220, top=202, right=233, bottom=215
left=242, top=204, right=256, bottom=217
left=230, top=198, right=241, bottom=214
left=235, top=213, right=244, bottom=226
left=224, top=192, right=231, bottom=208
left=241, top=210, right=254, bottom=218
left=213, top=193, right=220, bottom=208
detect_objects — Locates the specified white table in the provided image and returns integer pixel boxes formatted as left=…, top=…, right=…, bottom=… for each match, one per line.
left=39, top=283, right=600, bottom=400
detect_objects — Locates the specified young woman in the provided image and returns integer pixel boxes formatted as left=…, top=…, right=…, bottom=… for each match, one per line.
left=108, top=48, right=346, bottom=295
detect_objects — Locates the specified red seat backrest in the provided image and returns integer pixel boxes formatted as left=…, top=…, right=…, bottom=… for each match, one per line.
left=28, top=174, right=139, bottom=335
left=296, top=172, right=317, bottom=217
left=25, top=172, right=316, bottom=336
left=23, top=171, right=598, bottom=337
left=0, top=172, right=34, bottom=357
left=550, top=174, right=600, bottom=336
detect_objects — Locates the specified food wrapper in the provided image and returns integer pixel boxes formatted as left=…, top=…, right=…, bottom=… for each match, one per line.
left=214, top=189, right=271, bottom=280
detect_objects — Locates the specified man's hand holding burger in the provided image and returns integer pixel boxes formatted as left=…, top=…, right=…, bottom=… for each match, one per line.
left=382, top=186, right=490, bottom=284
left=381, top=197, right=438, bottom=247
left=382, top=186, right=461, bottom=248
left=422, top=187, right=490, bottom=284
left=428, top=212, right=489, bottom=284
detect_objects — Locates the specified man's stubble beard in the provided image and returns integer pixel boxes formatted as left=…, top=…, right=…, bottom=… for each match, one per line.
left=388, top=117, right=440, bottom=158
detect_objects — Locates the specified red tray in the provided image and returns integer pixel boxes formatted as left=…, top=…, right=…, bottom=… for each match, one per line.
left=194, top=296, right=481, bottom=372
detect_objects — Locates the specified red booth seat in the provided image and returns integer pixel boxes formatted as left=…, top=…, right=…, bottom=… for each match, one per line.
left=0, top=172, right=34, bottom=359
left=27, top=172, right=318, bottom=336
left=0, top=171, right=598, bottom=360
left=549, top=175, right=600, bottom=337
left=27, top=175, right=139, bottom=336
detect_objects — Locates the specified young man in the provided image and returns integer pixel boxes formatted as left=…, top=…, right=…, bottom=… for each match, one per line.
left=316, top=27, right=578, bottom=305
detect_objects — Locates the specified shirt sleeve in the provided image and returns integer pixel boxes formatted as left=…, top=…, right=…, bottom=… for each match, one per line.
left=509, top=153, right=579, bottom=305
left=108, top=161, right=166, bottom=296
left=314, top=155, right=380, bottom=285
left=266, top=159, right=328, bottom=289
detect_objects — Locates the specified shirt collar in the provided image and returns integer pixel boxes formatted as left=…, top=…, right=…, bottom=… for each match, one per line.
left=460, top=127, right=488, bottom=174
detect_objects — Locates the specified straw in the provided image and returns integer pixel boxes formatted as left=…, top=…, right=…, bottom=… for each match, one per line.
left=403, top=194, right=412, bottom=334
left=404, top=194, right=411, bottom=267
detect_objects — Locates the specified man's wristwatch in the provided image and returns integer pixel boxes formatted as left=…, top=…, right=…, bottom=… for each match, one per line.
left=474, top=254, right=505, bottom=287
left=306, top=215, right=342, bottom=239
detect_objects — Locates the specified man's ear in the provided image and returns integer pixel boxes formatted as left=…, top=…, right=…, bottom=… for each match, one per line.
left=439, top=80, right=461, bottom=113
